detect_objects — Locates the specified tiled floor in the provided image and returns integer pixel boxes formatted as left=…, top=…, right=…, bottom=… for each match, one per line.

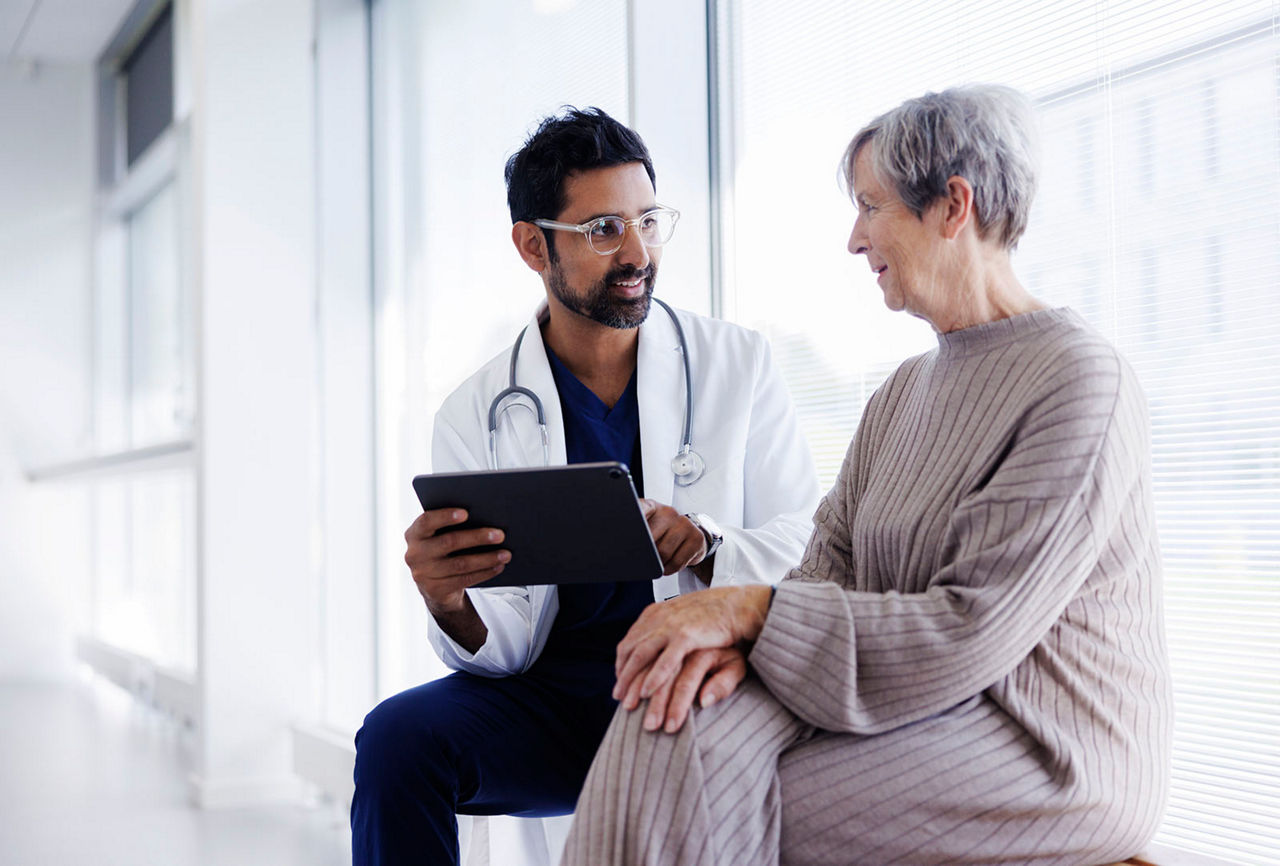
left=0, top=679, right=350, bottom=866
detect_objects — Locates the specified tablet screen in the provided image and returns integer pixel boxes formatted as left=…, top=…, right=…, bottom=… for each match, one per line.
left=412, top=462, right=663, bottom=587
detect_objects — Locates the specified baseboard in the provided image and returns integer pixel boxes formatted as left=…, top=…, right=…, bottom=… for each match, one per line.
left=186, top=772, right=307, bottom=809
left=75, top=635, right=197, bottom=727
left=291, top=723, right=356, bottom=808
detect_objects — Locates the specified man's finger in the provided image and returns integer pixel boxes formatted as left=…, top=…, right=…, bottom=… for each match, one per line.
left=429, top=526, right=505, bottom=556
left=656, top=534, right=685, bottom=573
left=645, top=507, right=679, bottom=541
left=473, top=563, right=506, bottom=584
left=654, top=526, right=699, bottom=572
left=412, top=560, right=506, bottom=591
left=436, top=548, right=511, bottom=577
left=637, top=498, right=659, bottom=520
left=409, top=507, right=469, bottom=538
left=674, top=535, right=705, bottom=571
left=431, top=563, right=508, bottom=592
left=653, top=522, right=706, bottom=574
left=409, top=530, right=501, bottom=572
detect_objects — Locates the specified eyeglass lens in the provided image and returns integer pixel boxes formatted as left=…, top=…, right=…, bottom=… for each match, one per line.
left=588, top=210, right=676, bottom=253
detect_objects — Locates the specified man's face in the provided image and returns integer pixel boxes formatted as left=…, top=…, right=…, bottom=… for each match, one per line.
left=544, top=162, right=661, bottom=330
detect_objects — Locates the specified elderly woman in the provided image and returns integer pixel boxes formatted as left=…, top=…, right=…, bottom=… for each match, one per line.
left=560, top=85, right=1173, bottom=866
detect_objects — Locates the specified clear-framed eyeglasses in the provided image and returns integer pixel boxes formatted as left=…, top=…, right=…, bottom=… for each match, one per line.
left=532, top=206, right=680, bottom=256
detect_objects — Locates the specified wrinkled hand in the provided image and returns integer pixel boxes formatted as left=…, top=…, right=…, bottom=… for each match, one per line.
left=634, top=646, right=747, bottom=733
left=613, top=585, right=772, bottom=731
left=639, top=498, right=707, bottom=575
left=404, top=508, right=510, bottom=614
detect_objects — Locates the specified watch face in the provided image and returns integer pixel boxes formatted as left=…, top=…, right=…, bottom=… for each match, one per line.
left=693, top=513, right=723, bottom=542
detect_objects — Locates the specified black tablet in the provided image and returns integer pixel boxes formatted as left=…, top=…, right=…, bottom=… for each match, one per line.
left=411, top=462, right=663, bottom=588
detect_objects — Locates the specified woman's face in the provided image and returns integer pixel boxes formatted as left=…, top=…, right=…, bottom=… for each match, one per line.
left=847, top=146, right=947, bottom=322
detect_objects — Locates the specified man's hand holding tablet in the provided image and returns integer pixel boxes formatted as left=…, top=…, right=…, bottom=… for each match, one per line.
left=403, top=507, right=509, bottom=653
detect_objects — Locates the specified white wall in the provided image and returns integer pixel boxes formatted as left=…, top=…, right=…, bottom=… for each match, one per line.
left=629, top=0, right=712, bottom=316
left=187, top=0, right=323, bottom=807
left=0, top=61, right=95, bottom=681
left=314, top=0, right=376, bottom=735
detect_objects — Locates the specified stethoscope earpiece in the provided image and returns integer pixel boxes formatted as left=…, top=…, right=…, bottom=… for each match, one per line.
left=488, top=299, right=702, bottom=486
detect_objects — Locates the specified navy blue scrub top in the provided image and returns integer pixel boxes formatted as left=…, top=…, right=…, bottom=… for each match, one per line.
left=534, top=343, right=655, bottom=671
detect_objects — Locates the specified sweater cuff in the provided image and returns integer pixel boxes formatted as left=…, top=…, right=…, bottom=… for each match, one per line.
left=749, top=580, right=851, bottom=716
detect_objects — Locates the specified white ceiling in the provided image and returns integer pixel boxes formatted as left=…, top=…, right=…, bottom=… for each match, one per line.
left=3, top=0, right=137, bottom=63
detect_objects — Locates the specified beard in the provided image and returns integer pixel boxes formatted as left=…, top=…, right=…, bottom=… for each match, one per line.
left=547, top=260, right=657, bottom=329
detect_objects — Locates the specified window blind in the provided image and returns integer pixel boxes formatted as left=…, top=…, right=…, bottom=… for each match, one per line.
left=715, top=1, right=1280, bottom=861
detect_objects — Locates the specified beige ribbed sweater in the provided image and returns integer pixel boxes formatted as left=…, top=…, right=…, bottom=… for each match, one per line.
left=563, top=308, right=1173, bottom=866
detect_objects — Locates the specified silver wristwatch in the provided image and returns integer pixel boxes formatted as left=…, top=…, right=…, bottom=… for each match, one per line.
left=684, top=512, right=724, bottom=559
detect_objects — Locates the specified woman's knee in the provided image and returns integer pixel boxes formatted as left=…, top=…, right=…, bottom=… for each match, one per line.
left=614, top=676, right=797, bottom=772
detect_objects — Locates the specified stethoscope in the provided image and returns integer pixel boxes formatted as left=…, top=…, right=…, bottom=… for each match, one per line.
left=486, top=297, right=706, bottom=487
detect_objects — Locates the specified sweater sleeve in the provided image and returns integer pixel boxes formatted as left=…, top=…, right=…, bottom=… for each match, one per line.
left=749, top=345, right=1150, bottom=734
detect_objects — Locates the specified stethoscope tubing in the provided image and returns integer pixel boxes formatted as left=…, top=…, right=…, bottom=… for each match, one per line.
left=486, top=297, right=703, bottom=484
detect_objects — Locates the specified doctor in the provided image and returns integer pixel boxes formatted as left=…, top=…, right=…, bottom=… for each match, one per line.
left=351, top=107, right=819, bottom=866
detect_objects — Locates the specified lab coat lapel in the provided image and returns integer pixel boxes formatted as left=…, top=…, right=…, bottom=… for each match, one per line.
left=636, top=302, right=682, bottom=507
left=505, top=303, right=568, bottom=467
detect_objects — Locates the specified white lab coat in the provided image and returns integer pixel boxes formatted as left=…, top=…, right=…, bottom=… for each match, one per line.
left=428, top=301, right=820, bottom=674
left=425, top=300, right=820, bottom=865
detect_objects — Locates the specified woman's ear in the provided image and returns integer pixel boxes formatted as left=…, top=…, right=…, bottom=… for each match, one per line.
left=512, top=222, right=550, bottom=272
left=940, top=175, right=976, bottom=240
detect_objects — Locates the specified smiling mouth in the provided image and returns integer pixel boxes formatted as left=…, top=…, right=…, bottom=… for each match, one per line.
left=608, top=269, right=652, bottom=296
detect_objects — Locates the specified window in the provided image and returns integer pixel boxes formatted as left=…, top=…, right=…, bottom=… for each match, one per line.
left=371, top=0, right=632, bottom=699
left=122, top=4, right=174, bottom=167
left=86, top=0, right=195, bottom=676
left=94, top=174, right=194, bottom=674
left=95, top=3, right=189, bottom=452
left=126, top=181, right=191, bottom=447
left=714, top=1, right=1279, bottom=861
left=92, top=469, right=196, bottom=672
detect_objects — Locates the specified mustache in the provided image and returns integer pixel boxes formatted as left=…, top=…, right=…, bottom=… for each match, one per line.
left=606, top=265, right=655, bottom=283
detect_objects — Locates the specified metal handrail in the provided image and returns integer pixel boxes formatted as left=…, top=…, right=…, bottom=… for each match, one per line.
left=24, top=439, right=193, bottom=482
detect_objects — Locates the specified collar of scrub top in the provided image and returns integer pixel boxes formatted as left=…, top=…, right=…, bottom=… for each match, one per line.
left=487, top=298, right=703, bottom=500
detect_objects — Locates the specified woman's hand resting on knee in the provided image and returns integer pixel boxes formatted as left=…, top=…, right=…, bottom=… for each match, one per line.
left=612, top=585, right=773, bottom=733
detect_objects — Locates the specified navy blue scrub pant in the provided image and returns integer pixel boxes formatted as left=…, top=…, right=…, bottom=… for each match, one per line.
left=350, top=660, right=620, bottom=865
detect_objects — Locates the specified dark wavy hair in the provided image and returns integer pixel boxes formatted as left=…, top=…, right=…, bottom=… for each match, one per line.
left=505, top=107, right=655, bottom=257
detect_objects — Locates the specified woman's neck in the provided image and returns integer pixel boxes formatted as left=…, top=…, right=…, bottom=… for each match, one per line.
left=926, top=248, right=1045, bottom=334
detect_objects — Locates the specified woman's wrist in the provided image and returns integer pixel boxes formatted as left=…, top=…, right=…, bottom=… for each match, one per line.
left=735, top=584, right=774, bottom=642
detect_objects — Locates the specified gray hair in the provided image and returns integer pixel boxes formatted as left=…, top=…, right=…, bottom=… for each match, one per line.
left=843, top=84, right=1039, bottom=249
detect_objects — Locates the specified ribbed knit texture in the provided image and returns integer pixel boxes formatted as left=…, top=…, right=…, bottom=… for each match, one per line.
left=562, top=308, right=1173, bottom=866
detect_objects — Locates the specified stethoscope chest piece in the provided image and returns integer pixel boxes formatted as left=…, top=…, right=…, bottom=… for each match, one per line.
left=671, top=446, right=705, bottom=486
